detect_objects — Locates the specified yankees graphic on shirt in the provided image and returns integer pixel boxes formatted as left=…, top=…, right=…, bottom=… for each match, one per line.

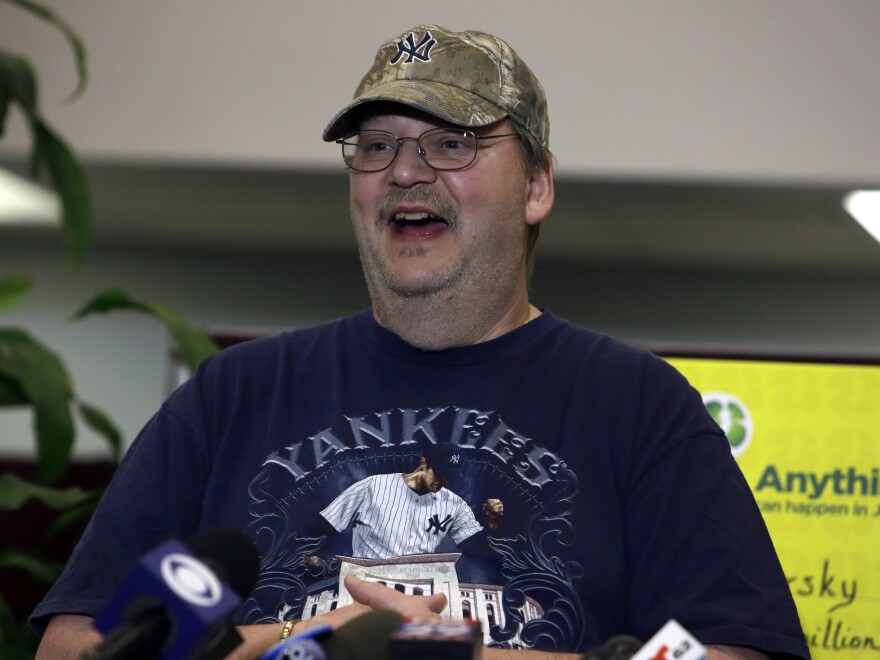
left=245, top=403, right=571, bottom=650
left=316, top=448, right=503, bottom=559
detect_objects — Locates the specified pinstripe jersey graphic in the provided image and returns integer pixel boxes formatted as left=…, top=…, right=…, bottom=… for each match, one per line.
left=245, top=405, right=583, bottom=650
left=319, top=472, right=482, bottom=558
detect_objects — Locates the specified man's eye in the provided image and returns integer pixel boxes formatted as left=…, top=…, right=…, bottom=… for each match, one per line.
left=362, top=140, right=394, bottom=153
left=440, top=139, right=466, bottom=150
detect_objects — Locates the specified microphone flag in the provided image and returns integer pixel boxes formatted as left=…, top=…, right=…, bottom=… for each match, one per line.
left=630, top=619, right=707, bottom=660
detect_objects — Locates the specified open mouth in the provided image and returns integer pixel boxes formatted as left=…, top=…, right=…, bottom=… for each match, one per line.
left=391, top=211, right=449, bottom=236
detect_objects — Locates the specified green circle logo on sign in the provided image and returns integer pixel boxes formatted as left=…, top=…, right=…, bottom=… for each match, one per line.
left=703, top=392, right=753, bottom=458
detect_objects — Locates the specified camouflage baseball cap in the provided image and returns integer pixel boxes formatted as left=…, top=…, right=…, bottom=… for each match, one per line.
left=322, top=25, right=549, bottom=148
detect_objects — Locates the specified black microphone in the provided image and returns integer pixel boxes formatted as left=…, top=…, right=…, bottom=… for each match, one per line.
left=83, top=528, right=260, bottom=660
left=262, top=612, right=707, bottom=660
left=259, top=610, right=402, bottom=660
left=260, top=611, right=482, bottom=660
left=581, top=635, right=643, bottom=660
left=583, top=620, right=708, bottom=660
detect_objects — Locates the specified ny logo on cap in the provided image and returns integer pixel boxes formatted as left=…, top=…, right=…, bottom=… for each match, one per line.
left=449, top=454, right=461, bottom=464
left=390, top=31, right=437, bottom=65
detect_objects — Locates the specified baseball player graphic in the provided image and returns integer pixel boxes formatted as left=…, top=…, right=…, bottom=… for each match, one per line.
left=314, top=444, right=503, bottom=560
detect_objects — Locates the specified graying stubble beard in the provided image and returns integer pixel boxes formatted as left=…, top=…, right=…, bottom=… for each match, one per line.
left=375, top=187, right=458, bottom=232
left=370, top=187, right=463, bottom=298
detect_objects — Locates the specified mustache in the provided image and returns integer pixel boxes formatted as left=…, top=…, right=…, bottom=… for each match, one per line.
left=375, top=187, right=458, bottom=229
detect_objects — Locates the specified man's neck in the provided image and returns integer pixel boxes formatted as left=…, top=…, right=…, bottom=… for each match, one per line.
left=372, top=290, right=538, bottom=351
left=402, top=470, right=429, bottom=495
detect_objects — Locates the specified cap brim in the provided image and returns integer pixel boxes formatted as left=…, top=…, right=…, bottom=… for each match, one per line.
left=322, top=80, right=508, bottom=142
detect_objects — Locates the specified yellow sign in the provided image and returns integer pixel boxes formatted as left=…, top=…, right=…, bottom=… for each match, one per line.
left=667, top=357, right=880, bottom=657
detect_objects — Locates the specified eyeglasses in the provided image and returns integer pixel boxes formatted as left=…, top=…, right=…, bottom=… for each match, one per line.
left=337, top=128, right=517, bottom=172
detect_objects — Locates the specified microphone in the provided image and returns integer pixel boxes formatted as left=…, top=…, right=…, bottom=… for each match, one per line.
left=629, top=620, right=706, bottom=660
left=83, top=528, right=261, bottom=660
left=261, top=611, right=703, bottom=660
left=259, top=610, right=402, bottom=660
left=581, top=619, right=707, bottom=660
left=581, top=635, right=643, bottom=660
left=390, top=617, right=482, bottom=660
left=260, top=610, right=482, bottom=660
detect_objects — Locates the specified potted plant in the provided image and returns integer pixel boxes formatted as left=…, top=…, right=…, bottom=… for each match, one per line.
left=0, top=1, right=217, bottom=654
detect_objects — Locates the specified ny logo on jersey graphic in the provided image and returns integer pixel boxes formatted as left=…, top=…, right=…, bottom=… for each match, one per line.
left=426, top=513, right=453, bottom=535
left=390, top=31, right=437, bottom=64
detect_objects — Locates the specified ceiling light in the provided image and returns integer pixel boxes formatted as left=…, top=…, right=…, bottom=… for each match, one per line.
left=843, top=190, right=880, bottom=245
left=0, top=167, right=60, bottom=227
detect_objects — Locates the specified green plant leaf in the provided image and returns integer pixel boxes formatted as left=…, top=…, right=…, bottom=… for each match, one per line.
left=148, top=304, right=220, bottom=372
left=78, top=400, right=122, bottom=461
left=0, top=49, right=37, bottom=111
left=1, top=0, right=87, bottom=100
left=0, top=6, right=90, bottom=266
left=0, top=68, right=8, bottom=137
left=32, top=120, right=90, bottom=266
left=0, top=273, right=32, bottom=311
left=0, top=473, right=90, bottom=510
left=75, top=290, right=219, bottom=373
left=73, top=288, right=147, bottom=315
left=0, top=48, right=38, bottom=136
left=27, top=113, right=49, bottom=179
left=0, top=548, right=62, bottom=583
left=0, top=373, right=28, bottom=405
left=0, top=330, right=74, bottom=483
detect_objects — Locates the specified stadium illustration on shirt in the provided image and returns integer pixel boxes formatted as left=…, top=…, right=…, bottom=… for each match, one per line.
left=243, top=405, right=583, bottom=652
left=300, top=445, right=536, bottom=645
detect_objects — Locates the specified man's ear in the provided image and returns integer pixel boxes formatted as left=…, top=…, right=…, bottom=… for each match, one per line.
left=525, top=160, right=555, bottom=227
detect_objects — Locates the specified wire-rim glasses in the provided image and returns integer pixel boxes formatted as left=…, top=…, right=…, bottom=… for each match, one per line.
left=337, top=128, right=517, bottom=172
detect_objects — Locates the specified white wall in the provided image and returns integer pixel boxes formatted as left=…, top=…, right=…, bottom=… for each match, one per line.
left=1, top=0, right=879, bottom=183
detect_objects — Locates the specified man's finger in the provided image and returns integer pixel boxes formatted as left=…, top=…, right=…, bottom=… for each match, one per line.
left=425, top=591, right=448, bottom=613
left=344, top=574, right=381, bottom=607
left=344, top=574, right=448, bottom=615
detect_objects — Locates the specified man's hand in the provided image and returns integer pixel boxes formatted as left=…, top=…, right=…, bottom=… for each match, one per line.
left=706, top=646, right=770, bottom=659
left=36, top=615, right=102, bottom=660
left=234, top=575, right=447, bottom=658
left=40, top=577, right=448, bottom=660
left=344, top=574, right=447, bottom=618
left=275, top=574, right=447, bottom=633
left=483, top=498, right=504, bottom=529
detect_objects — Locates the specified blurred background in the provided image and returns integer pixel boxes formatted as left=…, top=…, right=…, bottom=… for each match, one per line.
left=1, top=0, right=879, bottom=457
left=2, top=1, right=880, bottom=652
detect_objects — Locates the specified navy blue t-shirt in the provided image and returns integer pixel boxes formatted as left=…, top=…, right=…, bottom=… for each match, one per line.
left=32, top=310, right=808, bottom=657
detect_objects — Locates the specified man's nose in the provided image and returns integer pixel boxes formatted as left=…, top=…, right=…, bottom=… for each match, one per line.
left=388, top=139, right=437, bottom=186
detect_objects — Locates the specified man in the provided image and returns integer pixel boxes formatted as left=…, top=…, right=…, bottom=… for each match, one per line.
left=33, top=25, right=809, bottom=659
left=314, top=444, right=504, bottom=559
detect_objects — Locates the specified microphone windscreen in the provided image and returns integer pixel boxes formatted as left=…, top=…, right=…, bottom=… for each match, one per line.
left=91, top=530, right=257, bottom=660
left=322, top=609, right=404, bottom=660
left=186, top=527, right=261, bottom=599
left=581, top=634, right=643, bottom=660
